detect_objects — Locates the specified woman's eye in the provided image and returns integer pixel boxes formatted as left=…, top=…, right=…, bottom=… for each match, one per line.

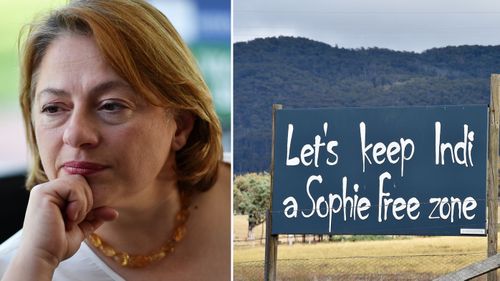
left=100, top=102, right=125, bottom=112
left=98, top=101, right=133, bottom=124
left=41, top=104, right=62, bottom=114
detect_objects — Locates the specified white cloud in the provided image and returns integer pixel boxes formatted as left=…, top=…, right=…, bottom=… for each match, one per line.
left=234, top=0, right=500, bottom=52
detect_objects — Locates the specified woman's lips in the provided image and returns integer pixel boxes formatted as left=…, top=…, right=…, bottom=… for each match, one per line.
left=63, top=161, right=108, bottom=176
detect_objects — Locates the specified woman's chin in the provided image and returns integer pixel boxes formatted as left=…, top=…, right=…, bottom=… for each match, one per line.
left=87, top=180, right=113, bottom=208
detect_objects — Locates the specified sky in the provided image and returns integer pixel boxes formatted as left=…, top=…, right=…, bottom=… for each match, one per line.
left=234, top=0, right=500, bottom=52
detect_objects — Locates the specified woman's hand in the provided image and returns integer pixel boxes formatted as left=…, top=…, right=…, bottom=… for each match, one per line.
left=2, top=174, right=118, bottom=281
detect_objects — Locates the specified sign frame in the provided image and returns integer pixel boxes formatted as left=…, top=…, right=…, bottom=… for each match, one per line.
left=264, top=74, right=500, bottom=281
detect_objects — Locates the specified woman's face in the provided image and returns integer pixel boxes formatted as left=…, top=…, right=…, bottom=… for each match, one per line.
left=33, top=34, right=178, bottom=208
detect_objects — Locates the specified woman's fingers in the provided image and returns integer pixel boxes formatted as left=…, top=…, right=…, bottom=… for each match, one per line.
left=61, top=180, right=118, bottom=233
left=91, top=207, right=119, bottom=222
left=21, top=174, right=117, bottom=263
left=65, top=200, right=81, bottom=222
left=58, top=175, right=92, bottom=220
left=79, top=207, right=119, bottom=237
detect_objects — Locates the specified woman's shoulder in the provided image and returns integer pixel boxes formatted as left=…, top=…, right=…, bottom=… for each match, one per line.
left=0, top=230, right=22, bottom=278
left=0, top=230, right=22, bottom=254
left=205, top=161, right=230, bottom=215
left=194, top=161, right=230, bottom=217
left=216, top=160, right=231, bottom=190
left=181, top=161, right=230, bottom=279
left=199, top=160, right=230, bottom=202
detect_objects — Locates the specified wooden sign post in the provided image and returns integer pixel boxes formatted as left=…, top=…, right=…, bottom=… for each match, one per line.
left=264, top=104, right=282, bottom=281
left=487, top=74, right=500, bottom=281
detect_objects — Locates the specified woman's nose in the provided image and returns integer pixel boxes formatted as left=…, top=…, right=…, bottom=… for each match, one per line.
left=62, top=109, right=99, bottom=148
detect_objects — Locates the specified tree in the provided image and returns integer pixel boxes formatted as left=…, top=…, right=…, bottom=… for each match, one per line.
left=234, top=172, right=270, bottom=240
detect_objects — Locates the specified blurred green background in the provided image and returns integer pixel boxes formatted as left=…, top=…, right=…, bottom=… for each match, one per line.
left=0, top=0, right=66, bottom=106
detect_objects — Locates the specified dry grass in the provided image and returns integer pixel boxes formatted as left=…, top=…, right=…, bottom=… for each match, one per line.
left=234, top=214, right=265, bottom=242
left=234, top=215, right=496, bottom=279
left=235, top=235, right=487, bottom=272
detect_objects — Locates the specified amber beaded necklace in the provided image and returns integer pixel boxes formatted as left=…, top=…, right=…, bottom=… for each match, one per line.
left=87, top=191, right=191, bottom=268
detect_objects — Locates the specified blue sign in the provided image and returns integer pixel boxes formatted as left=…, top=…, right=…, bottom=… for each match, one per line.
left=271, top=105, right=488, bottom=236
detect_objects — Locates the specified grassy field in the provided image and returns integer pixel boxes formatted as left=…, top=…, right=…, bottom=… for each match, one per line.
left=0, top=1, right=65, bottom=104
left=234, top=215, right=494, bottom=280
left=234, top=214, right=266, bottom=243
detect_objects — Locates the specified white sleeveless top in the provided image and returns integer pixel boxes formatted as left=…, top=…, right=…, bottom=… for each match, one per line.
left=0, top=230, right=125, bottom=281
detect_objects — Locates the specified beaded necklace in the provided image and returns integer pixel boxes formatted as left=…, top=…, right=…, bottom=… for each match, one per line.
left=87, top=191, right=190, bottom=268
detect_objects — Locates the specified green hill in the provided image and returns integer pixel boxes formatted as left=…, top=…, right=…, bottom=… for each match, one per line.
left=234, top=36, right=500, bottom=173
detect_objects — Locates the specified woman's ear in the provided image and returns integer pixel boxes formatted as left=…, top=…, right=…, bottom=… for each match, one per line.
left=172, top=110, right=195, bottom=151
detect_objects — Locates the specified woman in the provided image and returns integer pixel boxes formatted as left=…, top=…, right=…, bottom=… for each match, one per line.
left=0, top=0, right=230, bottom=280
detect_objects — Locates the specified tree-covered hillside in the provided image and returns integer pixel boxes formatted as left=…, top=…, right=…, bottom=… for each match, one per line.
left=234, top=36, right=500, bottom=173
